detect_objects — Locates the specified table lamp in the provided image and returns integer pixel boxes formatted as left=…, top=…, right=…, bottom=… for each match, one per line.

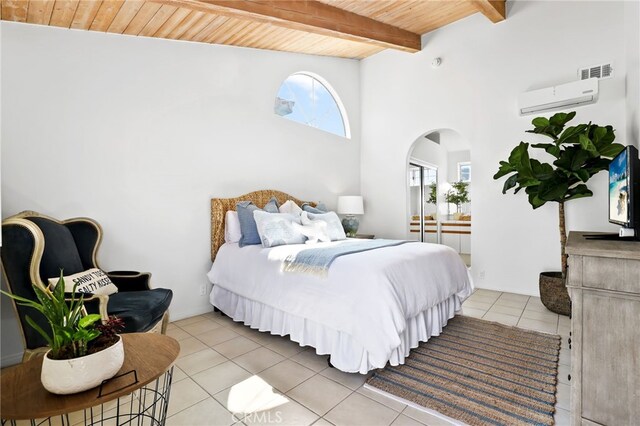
left=337, top=196, right=364, bottom=237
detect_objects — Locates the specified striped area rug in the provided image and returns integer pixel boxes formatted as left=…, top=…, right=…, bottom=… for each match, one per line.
left=366, top=315, right=561, bottom=426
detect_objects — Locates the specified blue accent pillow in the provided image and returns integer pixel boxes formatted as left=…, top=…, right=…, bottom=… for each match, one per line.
left=302, top=202, right=328, bottom=214
left=236, top=197, right=281, bottom=247
left=237, top=201, right=262, bottom=247
left=264, top=197, right=280, bottom=213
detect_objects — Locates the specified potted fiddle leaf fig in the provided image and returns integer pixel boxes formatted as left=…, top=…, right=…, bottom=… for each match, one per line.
left=1, top=274, right=126, bottom=394
left=494, top=111, right=624, bottom=315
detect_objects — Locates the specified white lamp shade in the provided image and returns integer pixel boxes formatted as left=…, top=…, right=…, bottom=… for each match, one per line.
left=337, top=196, right=364, bottom=215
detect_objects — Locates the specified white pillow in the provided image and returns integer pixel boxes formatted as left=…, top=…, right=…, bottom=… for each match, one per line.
left=225, top=211, right=242, bottom=243
left=253, top=211, right=305, bottom=248
left=301, top=211, right=347, bottom=241
left=292, top=222, right=331, bottom=244
left=49, top=268, right=119, bottom=296
left=279, top=200, right=303, bottom=216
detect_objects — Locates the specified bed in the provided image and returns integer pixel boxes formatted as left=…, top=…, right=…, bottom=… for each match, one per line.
left=207, top=190, right=473, bottom=373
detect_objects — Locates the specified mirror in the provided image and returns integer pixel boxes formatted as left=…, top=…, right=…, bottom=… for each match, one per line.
left=407, top=129, right=471, bottom=266
left=408, top=163, right=438, bottom=243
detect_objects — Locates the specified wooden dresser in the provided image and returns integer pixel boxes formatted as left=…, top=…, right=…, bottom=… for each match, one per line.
left=566, top=232, right=640, bottom=426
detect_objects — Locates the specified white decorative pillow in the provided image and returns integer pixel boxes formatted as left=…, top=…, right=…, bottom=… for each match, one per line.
left=49, top=268, right=118, bottom=296
left=279, top=200, right=303, bottom=216
left=253, top=211, right=305, bottom=248
left=292, top=222, right=331, bottom=244
left=301, top=211, right=347, bottom=241
left=225, top=211, right=242, bottom=243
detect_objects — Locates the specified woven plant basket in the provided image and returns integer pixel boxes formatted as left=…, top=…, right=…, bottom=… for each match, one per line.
left=539, top=272, right=571, bottom=316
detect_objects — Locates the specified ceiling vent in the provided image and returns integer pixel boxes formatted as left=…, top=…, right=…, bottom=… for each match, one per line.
left=579, top=63, right=613, bottom=80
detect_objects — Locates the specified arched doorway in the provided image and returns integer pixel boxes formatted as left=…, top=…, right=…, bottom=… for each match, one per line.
left=407, top=129, right=471, bottom=266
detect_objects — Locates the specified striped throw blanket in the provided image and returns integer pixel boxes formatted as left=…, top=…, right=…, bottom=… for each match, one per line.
left=283, top=239, right=410, bottom=276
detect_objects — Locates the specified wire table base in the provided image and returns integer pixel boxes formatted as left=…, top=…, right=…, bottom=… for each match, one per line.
left=2, top=367, right=174, bottom=426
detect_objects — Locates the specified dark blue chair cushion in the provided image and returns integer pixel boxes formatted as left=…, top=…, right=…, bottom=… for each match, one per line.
left=96, top=289, right=173, bottom=333
left=27, top=217, right=85, bottom=281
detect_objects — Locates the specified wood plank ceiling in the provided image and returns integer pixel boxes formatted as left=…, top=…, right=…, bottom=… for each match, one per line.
left=0, top=0, right=505, bottom=59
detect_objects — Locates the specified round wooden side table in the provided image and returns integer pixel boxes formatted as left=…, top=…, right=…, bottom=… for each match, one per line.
left=1, top=333, right=179, bottom=426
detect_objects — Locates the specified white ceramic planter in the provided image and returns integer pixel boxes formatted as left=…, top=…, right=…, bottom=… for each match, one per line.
left=41, top=335, right=124, bottom=395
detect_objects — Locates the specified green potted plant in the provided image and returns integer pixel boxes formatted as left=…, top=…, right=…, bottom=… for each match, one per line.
left=1, top=274, right=125, bottom=394
left=444, top=181, right=470, bottom=214
left=493, top=111, right=624, bottom=315
left=428, top=183, right=438, bottom=205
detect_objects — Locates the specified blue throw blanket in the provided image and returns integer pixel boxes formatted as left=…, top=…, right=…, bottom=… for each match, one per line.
left=283, top=239, right=410, bottom=276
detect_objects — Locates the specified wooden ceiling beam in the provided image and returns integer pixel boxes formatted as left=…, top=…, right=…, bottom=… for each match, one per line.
left=151, top=0, right=421, bottom=52
left=472, top=0, right=506, bottom=23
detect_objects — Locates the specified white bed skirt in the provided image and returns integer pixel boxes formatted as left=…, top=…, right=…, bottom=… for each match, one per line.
left=211, top=286, right=462, bottom=374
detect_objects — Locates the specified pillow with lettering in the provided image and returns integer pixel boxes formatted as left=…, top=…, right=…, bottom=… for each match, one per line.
left=48, top=268, right=119, bottom=296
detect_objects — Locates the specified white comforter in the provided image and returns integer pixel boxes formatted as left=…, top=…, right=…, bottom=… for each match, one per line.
left=207, top=240, right=473, bottom=369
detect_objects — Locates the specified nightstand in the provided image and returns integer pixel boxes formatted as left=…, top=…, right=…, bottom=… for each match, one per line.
left=355, top=234, right=375, bottom=239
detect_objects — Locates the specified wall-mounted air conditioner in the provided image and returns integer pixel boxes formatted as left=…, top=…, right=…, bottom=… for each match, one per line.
left=518, top=78, right=599, bottom=116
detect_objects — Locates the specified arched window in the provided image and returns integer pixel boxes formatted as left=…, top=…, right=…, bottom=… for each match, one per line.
left=274, top=72, right=350, bottom=139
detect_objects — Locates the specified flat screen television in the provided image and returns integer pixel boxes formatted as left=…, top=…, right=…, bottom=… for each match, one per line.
left=609, top=145, right=640, bottom=238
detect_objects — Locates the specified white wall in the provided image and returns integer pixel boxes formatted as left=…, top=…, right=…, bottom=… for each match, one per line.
left=0, top=24, right=19, bottom=365
left=625, top=0, right=640, bottom=148
left=1, top=22, right=361, bottom=364
left=360, top=1, right=630, bottom=296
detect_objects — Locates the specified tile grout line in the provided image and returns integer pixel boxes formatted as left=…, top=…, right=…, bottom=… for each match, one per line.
left=479, top=292, right=503, bottom=320
left=355, top=385, right=408, bottom=417
left=388, top=409, right=403, bottom=426
left=286, top=376, right=356, bottom=419
left=166, top=377, right=219, bottom=421
left=398, top=405, right=430, bottom=425
left=515, top=296, right=530, bottom=325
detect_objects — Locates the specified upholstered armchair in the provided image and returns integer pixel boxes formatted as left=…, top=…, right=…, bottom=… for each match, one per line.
left=1, top=211, right=173, bottom=361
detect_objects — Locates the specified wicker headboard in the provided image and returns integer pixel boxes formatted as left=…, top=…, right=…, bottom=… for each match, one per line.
left=210, top=190, right=313, bottom=261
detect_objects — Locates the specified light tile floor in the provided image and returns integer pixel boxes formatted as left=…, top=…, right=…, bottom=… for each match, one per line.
left=162, top=289, right=571, bottom=426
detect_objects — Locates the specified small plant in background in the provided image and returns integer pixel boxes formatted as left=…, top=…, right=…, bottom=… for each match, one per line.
left=444, top=181, right=470, bottom=213
left=427, top=183, right=438, bottom=205
left=0, top=273, right=123, bottom=360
